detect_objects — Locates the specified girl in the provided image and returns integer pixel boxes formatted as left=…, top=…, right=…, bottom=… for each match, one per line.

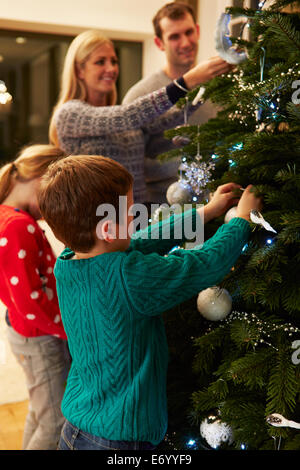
left=49, top=29, right=231, bottom=203
left=0, top=144, right=70, bottom=450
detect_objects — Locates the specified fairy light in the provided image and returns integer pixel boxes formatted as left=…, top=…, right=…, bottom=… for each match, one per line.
left=203, top=311, right=300, bottom=351
left=232, top=142, right=244, bottom=151
left=186, top=439, right=197, bottom=449
left=163, top=432, right=178, bottom=451
left=227, top=63, right=300, bottom=127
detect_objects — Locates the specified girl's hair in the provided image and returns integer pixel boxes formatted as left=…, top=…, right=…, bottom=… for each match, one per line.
left=49, top=30, right=117, bottom=146
left=0, top=144, right=66, bottom=204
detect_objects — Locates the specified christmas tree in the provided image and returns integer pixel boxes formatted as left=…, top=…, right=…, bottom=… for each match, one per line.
left=157, top=0, right=300, bottom=451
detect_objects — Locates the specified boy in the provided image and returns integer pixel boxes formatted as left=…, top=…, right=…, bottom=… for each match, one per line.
left=38, top=154, right=261, bottom=450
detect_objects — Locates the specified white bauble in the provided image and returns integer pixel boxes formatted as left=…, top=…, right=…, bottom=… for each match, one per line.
left=166, top=180, right=193, bottom=205
left=200, top=415, right=234, bottom=449
left=197, top=287, right=232, bottom=321
left=224, top=206, right=238, bottom=223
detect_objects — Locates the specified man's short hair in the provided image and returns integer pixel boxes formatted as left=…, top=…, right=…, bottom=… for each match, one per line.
left=152, top=2, right=197, bottom=39
left=38, top=155, right=133, bottom=253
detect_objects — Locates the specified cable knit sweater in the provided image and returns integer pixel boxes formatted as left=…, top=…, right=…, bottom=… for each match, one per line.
left=0, top=205, right=66, bottom=339
left=54, top=209, right=250, bottom=445
left=55, top=85, right=190, bottom=203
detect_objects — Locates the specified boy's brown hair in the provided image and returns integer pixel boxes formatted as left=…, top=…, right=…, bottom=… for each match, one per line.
left=152, top=2, right=196, bottom=39
left=38, top=155, right=133, bottom=253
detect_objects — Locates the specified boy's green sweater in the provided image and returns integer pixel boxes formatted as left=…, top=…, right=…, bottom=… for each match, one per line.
left=54, top=209, right=250, bottom=446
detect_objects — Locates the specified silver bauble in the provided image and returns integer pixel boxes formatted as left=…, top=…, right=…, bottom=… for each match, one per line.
left=166, top=181, right=193, bottom=205
left=200, top=415, right=234, bottom=449
left=197, top=287, right=232, bottom=321
left=224, top=206, right=238, bottom=223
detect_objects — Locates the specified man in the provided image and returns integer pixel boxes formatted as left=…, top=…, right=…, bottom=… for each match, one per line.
left=123, top=2, right=229, bottom=204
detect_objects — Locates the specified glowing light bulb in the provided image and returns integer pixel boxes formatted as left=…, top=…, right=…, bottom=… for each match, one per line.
left=186, top=439, right=197, bottom=448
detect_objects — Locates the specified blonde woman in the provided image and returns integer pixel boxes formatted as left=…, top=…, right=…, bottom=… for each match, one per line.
left=0, top=144, right=70, bottom=450
left=49, top=29, right=232, bottom=203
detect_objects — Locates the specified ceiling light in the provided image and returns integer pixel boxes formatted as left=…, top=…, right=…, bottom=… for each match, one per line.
left=16, top=37, right=27, bottom=44
left=0, top=80, right=13, bottom=110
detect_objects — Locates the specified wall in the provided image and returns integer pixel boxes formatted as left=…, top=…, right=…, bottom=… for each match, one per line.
left=0, top=0, right=166, bottom=38
left=0, top=0, right=234, bottom=77
left=143, top=0, right=234, bottom=77
left=198, top=0, right=233, bottom=63
left=0, top=0, right=167, bottom=78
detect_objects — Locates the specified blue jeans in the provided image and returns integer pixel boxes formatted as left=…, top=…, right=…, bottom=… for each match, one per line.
left=58, top=420, right=156, bottom=450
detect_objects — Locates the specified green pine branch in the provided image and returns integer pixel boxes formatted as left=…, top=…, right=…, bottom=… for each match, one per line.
left=264, top=13, right=300, bottom=55
left=266, top=335, right=298, bottom=416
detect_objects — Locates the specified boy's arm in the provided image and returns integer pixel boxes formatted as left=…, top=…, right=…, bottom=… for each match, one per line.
left=127, top=208, right=203, bottom=256
left=121, top=217, right=250, bottom=316
left=128, top=182, right=246, bottom=255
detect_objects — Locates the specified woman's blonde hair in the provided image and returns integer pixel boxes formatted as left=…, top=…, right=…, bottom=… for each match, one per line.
left=49, top=30, right=117, bottom=146
left=0, top=144, right=65, bottom=204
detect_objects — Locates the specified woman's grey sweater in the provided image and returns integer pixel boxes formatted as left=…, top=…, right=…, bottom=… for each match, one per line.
left=55, top=86, right=190, bottom=203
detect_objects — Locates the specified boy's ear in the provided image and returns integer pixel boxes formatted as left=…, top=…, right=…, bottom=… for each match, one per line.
left=96, top=219, right=116, bottom=243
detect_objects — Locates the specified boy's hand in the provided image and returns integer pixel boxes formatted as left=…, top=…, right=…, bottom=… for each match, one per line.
left=236, top=184, right=263, bottom=221
left=200, top=182, right=242, bottom=223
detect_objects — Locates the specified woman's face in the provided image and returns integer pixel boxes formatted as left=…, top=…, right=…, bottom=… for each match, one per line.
left=77, top=43, right=119, bottom=105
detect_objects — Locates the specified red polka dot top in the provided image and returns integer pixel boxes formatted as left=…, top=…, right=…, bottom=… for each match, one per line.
left=0, top=205, right=67, bottom=339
